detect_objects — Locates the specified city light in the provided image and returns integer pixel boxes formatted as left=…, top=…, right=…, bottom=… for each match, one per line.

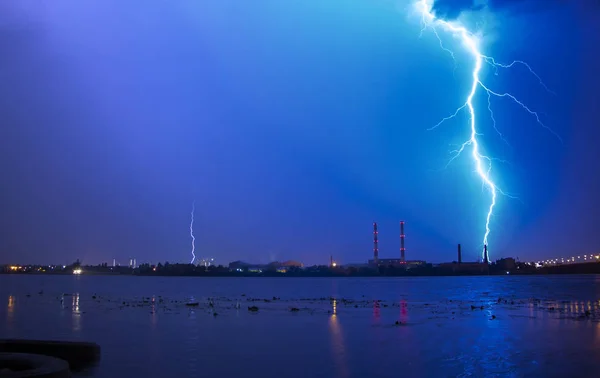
left=198, top=258, right=215, bottom=268
left=73, top=269, right=82, bottom=275
left=535, top=254, right=600, bottom=267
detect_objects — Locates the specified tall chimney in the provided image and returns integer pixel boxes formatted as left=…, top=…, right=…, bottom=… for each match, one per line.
left=457, top=244, right=462, bottom=264
left=400, top=221, right=406, bottom=262
left=373, top=222, right=379, bottom=264
left=483, top=244, right=489, bottom=264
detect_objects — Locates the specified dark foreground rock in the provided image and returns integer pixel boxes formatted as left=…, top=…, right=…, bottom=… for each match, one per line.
left=0, top=340, right=100, bottom=372
left=0, top=352, right=70, bottom=378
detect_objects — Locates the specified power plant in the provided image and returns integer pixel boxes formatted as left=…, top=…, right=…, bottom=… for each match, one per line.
left=400, top=221, right=406, bottom=262
left=436, top=242, right=491, bottom=274
left=484, top=244, right=489, bottom=264
left=368, top=221, right=425, bottom=268
left=373, top=222, right=379, bottom=265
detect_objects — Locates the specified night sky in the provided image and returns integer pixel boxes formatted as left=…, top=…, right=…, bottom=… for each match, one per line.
left=1, top=0, right=598, bottom=266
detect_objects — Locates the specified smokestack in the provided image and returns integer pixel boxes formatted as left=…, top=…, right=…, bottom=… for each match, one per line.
left=457, top=244, right=462, bottom=264
left=330, top=255, right=333, bottom=267
left=400, top=221, right=406, bottom=262
left=373, top=222, right=379, bottom=264
left=483, top=244, right=489, bottom=264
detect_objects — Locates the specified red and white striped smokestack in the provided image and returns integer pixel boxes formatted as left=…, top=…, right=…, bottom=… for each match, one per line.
left=400, top=221, right=406, bottom=262
left=373, top=222, right=379, bottom=264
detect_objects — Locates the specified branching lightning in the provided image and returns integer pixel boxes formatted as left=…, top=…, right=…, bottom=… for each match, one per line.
left=190, top=201, right=196, bottom=264
left=416, top=0, right=558, bottom=262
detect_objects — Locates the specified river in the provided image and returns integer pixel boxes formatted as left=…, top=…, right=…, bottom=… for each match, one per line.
left=1, top=274, right=599, bottom=377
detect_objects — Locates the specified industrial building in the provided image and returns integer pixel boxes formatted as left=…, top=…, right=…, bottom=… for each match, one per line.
left=369, top=221, right=425, bottom=267
left=437, top=244, right=490, bottom=273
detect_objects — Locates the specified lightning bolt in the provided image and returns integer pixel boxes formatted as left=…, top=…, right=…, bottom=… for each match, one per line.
left=190, top=201, right=196, bottom=264
left=416, top=0, right=558, bottom=262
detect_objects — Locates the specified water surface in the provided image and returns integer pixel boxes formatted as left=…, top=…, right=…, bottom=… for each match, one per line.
left=1, top=275, right=599, bottom=377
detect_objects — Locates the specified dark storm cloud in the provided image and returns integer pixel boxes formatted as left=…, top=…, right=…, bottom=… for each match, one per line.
left=431, top=0, right=585, bottom=18
left=431, top=0, right=479, bottom=19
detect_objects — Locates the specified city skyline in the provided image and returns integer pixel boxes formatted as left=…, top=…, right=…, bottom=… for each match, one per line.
left=0, top=218, right=595, bottom=267
left=1, top=0, right=599, bottom=265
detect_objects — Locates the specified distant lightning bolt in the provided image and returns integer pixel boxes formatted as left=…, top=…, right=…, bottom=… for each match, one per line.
left=190, top=201, right=196, bottom=264
left=416, top=0, right=558, bottom=262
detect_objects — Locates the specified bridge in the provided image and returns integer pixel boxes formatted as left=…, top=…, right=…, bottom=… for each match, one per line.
left=535, top=254, right=600, bottom=267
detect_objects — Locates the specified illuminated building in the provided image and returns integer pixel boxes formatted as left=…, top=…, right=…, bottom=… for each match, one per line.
left=198, top=258, right=215, bottom=268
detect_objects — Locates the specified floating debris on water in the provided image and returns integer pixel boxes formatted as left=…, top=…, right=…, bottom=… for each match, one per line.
left=8, top=290, right=600, bottom=326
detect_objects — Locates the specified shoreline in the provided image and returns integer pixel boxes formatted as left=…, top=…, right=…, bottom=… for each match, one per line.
left=4, top=260, right=600, bottom=277
left=2, top=270, right=599, bottom=278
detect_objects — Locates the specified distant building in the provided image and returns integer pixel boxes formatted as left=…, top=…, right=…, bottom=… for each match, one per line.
left=228, top=261, right=251, bottom=271
left=368, top=258, right=426, bottom=267
left=369, top=258, right=400, bottom=265
left=198, top=258, right=215, bottom=268
left=228, top=261, right=264, bottom=273
left=228, top=260, right=303, bottom=273
left=495, top=257, right=516, bottom=271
